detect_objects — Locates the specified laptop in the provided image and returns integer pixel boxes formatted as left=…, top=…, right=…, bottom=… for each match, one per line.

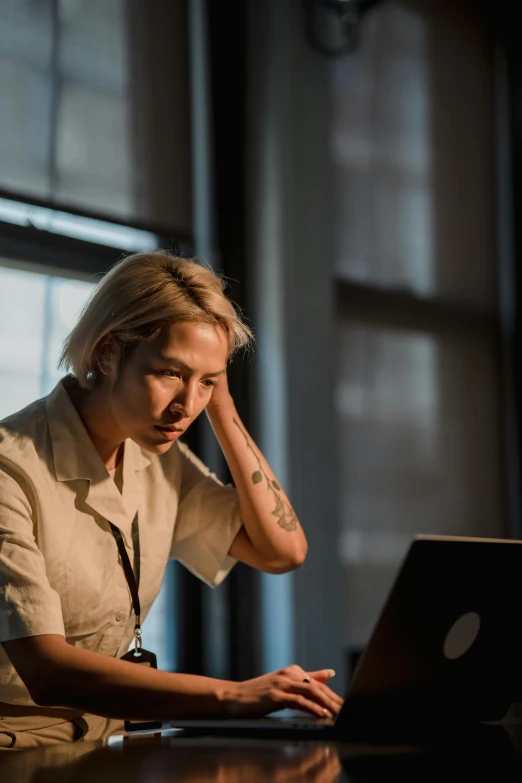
left=166, top=535, right=522, bottom=740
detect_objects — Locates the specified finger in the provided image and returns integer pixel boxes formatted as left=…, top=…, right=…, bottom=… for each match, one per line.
left=307, top=684, right=341, bottom=715
left=288, top=683, right=340, bottom=716
left=308, top=681, right=343, bottom=714
left=302, top=675, right=343, bottom=708
left=280, top=692, right=334, bottom=719
left=312, top=680, right=344, bottom=710
left=283, top=667, right=343, bottom=709
left=308, top=669, right=336, bottom=682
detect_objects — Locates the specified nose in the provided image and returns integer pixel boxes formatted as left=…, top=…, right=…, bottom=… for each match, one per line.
left=170, top=380, right=197, bottom=419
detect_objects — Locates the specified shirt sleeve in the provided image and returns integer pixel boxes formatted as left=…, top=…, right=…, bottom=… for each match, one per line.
left=170, top=441, right=243, bottom=587
left=0, top=463, right=65, bottom=643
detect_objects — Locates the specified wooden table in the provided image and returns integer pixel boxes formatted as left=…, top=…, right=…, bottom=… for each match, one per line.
left=1, top=720, right=521, bottom=782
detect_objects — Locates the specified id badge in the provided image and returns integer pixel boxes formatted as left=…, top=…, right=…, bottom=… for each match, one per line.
left=121, top=647, right=158, bottom=668
left=120, top=648, right=163, bottom=732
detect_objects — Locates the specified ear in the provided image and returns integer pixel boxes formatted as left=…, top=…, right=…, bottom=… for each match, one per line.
left=96, top=336, right=117, bottom=375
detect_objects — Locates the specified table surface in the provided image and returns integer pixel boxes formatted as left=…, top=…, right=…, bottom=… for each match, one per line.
left=2, top=719, right=522, bottom=782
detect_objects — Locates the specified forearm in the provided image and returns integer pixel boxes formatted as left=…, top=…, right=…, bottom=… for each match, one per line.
left=6, top=637, right=235, bottom=721
left=207, top=399, right=307, bottom=568
left=4, top=637, right=343, bottom=722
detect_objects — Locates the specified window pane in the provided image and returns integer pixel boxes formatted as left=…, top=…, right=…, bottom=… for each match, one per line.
left=0, top=260, right=175, bottom=670
left=0, top=266, right=92, bottom=417
left=42, top=275, right=96, bottom=394
left=55, top=0, right=131, bottom=218
left=0, top=0, right=53, bottom=198
left=58, top=0, right=127, bottom=91
left=336, top=322, right=504, bottom=650
left=0, top=267, right=47, bottom=418
left=55, top=81, right=131, bottom=218
left=0, top=0, right=53, bottom=66
left=331, top=0, right=496, bottom=308
left=0, top=0, right=191, bottom=234
left=0, top=59, right=53, bottom=198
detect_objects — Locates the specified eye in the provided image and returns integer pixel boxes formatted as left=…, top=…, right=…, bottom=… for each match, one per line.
left=203, top=379, right=217, bottom=388
left=161, top=370, right=181, bottom=379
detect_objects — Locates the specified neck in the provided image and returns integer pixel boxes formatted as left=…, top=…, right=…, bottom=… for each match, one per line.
left=67, top=382, right=125, bottom=471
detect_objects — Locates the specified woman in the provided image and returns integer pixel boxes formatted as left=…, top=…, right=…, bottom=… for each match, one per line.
left=0, top=251, right=341, bottom=748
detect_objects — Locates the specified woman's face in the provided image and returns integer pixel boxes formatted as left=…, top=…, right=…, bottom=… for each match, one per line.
left=104, top=321, right=228, bottom=453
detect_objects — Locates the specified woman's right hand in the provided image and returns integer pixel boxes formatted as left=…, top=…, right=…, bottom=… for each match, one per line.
left=225, top=664, right=344, bottom=718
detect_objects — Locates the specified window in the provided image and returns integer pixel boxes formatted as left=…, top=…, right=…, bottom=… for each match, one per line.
left=0, top=264, right=92, bottom=417
left=0, top=0, right=191, bottom=234
left=0, top=0, right=131, bottom=217
left=0, top=255, right=175, bottom=671
left=0, top=0, right=189, bottom=672
left=332, top=0, right=504, bottom=656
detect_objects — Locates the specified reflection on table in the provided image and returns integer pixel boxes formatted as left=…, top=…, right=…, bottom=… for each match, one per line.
left=0, top=720, right=521, bottom=783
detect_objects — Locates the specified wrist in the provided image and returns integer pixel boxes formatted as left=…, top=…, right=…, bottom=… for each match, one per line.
left=216, top=679, right=240, bottom=717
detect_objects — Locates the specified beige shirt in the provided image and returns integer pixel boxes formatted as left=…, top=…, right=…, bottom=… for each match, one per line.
left=0, top=377, right=242, bottom=706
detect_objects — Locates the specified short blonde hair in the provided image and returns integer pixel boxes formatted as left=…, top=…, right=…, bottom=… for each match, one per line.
left=59, top=251, right=253, bottom=389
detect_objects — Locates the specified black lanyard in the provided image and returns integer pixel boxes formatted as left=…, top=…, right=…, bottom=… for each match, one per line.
left=108, top=515, right=161, bottom=733
left=109, top=514, right=142, bottom=651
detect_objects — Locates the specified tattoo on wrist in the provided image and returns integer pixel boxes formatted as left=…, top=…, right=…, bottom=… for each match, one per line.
left=233, top=417, right=298, bottom=532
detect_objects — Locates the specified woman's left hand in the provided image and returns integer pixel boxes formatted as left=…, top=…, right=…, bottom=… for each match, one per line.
left=206, top=372, right=234, bottom=415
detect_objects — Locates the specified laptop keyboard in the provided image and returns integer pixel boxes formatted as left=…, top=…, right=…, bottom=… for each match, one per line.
left=277, top=716, right=334, bottom=729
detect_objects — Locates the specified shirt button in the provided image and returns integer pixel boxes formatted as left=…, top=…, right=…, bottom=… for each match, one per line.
left=116, top=612, right=126, bottom=623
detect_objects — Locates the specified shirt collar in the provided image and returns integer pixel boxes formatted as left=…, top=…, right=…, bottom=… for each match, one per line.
left=45, top=377, right=151, bottom=541
left=45, top=376, right=151, bottom=482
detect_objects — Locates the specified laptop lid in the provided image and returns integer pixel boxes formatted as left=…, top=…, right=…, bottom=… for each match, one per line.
left=336, top=534, right=522, bottom=731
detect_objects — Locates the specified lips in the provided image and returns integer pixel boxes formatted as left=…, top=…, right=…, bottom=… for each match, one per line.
left=154, top=424, right=184, bottom=442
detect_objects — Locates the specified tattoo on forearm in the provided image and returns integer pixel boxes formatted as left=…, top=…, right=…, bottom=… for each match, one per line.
left=233, top=417, right=298, bottom=532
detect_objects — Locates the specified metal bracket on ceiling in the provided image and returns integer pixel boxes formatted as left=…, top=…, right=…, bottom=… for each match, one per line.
left=303, top=0, right=383, bottom=57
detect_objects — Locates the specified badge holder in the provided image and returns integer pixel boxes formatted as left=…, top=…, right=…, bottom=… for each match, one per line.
left=121, top=626, right=162, bottom=732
